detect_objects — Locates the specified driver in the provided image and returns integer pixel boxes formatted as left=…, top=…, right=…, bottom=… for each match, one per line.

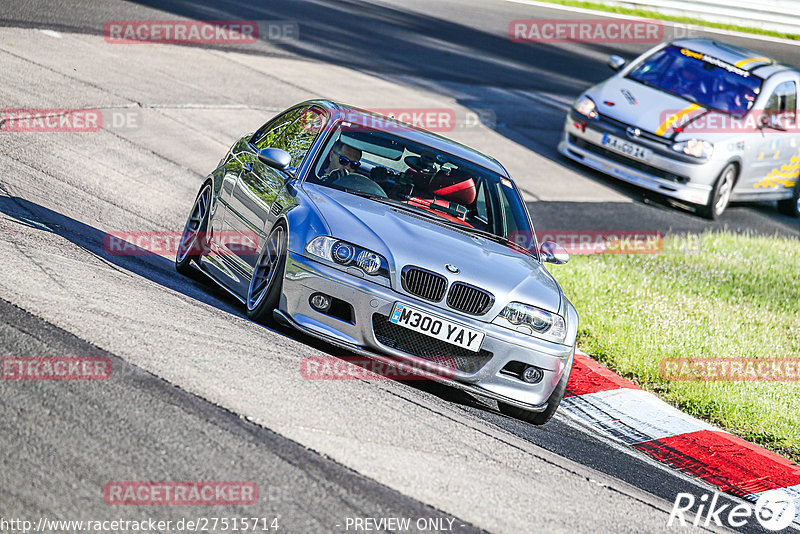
left=714, top=85, right=756, bottom=116
left=322, top=140, right=362, bottom=182
left=738, top=88, right=757, bottom=113
left=666, top=62, right=708, bottom=97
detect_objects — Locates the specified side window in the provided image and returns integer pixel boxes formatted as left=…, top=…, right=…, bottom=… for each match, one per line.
left=498, top=185, right=519, bottom=236
left=280, top=107, right=327, bottom=168
left=251, top=108, right=303, bottom=151
left=469, top=178, right=500, bottom=236
left=251, top=107, right=326, bottom=168
left=765, top=81, right=797, bottom=120
left=474, top=179, right=489, bottom=223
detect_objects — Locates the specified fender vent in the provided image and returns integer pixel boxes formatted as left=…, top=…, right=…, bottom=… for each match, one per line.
left=270, top=201, right=284, bottom=217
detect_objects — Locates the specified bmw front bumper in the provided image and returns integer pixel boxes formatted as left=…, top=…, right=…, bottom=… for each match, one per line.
left=279, top=251, right=574, bottom=411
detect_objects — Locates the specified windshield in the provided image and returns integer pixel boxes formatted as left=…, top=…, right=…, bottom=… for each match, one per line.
left=306, top=122, right=534, bottom=245
left=627, top=46, right=762, bottom=117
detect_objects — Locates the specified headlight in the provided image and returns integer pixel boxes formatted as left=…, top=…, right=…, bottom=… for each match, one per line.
left=574, top=97, right=598, bottom=119
left=356, top=250, right=382, bottom=274
left=331, top=241, right=356, bottom=264
left=493, top=302, right=567, bottom=343
left=306, top=236, right=389, bottom=278
left=672, top=139, right=713, bottom=158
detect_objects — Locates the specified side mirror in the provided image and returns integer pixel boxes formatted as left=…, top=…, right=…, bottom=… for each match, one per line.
left=257, top=148, right=292, bottom=171
left=607, top=55, right=626, bottom=71
left=540, top=240, right=569, bottom=265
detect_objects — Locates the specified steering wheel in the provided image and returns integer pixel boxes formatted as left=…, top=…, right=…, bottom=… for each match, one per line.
left=332, top=173, right=388, bottom=198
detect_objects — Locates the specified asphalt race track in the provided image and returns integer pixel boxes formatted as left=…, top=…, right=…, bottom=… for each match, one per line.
left=0, top=1, right=797, bottom=533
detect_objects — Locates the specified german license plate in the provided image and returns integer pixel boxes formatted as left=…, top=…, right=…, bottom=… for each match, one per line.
left=389, top=303, right=484, bottom=353
left=602, top=133, right=653, bottom=162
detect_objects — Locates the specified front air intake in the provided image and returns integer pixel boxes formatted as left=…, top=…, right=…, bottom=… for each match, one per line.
left=401, top=266, right=447, bottom=302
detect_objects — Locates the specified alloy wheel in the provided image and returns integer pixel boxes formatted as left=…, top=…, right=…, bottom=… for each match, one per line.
left=176, top=184, right=211, bottom=263
left=247, top=225, right=285, bottom=311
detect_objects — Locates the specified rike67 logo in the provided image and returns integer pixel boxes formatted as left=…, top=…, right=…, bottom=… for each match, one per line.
left=669, top=490, right=796, bottom=531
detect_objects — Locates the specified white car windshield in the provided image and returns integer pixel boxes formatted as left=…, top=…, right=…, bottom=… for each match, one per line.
left=627, top=45, right=762, bottom=117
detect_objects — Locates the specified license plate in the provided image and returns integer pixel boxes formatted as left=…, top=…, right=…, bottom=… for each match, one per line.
left=389, top=303, right=484, bottom=353
left=602, top=133, right=653, bottom=162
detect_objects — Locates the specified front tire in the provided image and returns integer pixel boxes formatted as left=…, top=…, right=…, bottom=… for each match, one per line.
left=697, top=163, right=736, bottom=220
left=498, top=352, right=574, bottom=426
left=777, top=180, right=800, bottom=218
left=246, top=221, right=287, bottom=324
left=176, top=181, right=212, bottom=276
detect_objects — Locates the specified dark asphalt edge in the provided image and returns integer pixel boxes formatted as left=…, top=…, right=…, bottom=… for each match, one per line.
left=0, top=296, right=487, bottom=534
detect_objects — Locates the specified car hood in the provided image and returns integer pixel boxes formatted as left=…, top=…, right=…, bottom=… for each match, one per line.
left=589, top=77, right=708, bottom=136
left=303, top=184, right=564, bottom=315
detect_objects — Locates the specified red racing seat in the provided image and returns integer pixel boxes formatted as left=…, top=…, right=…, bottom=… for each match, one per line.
left=429, top=168, right=477, bottom=206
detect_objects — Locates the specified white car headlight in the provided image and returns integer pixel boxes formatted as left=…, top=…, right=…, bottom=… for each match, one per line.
left=672, top=139, right=714, bottom=158
left=306, top=236, right=389, bottom=278
left=574, top=97, right=598, bottom=119
left=305, top=235, right=336, bottom=259
left=494, top=302, right=567, bottom=343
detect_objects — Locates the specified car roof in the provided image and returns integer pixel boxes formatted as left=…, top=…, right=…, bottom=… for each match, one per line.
left=669, top=38, right=798, bottom=78
left=302, top=100, right=510, bottom=177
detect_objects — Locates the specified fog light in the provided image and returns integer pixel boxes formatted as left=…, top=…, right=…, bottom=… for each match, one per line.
left=521, top=366, right=543, bottom=384
left=310, top=293, right=331, bottom=312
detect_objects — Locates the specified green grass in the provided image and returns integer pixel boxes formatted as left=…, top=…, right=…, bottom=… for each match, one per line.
left=553, top=232, right=800, bottom=461
left=532, top=0, right=800, bottom=41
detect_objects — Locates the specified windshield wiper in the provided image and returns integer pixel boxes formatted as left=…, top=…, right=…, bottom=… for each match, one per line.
left=341, top=188, right=388, bottom=200
left=341, top=189, right=452, bottom=218
left=628, top=76, right=737, bottom=117
left=443, top=221, right=507, bottom=244
left=439, top=221, right=538, bottom=257
left=628, top=76, right=701, bottom=104
left=342, top=189, right=533, bottom=254
left=344, top=190, right=442, bottom=215
left=431, top=218, right=506, bottom=244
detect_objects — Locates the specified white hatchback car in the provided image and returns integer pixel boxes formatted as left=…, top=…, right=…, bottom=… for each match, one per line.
left=559, top=38, right=800, bottom=219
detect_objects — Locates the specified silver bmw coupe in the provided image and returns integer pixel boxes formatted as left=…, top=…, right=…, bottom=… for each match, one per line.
left=176, top=101, right=578, bottom=424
